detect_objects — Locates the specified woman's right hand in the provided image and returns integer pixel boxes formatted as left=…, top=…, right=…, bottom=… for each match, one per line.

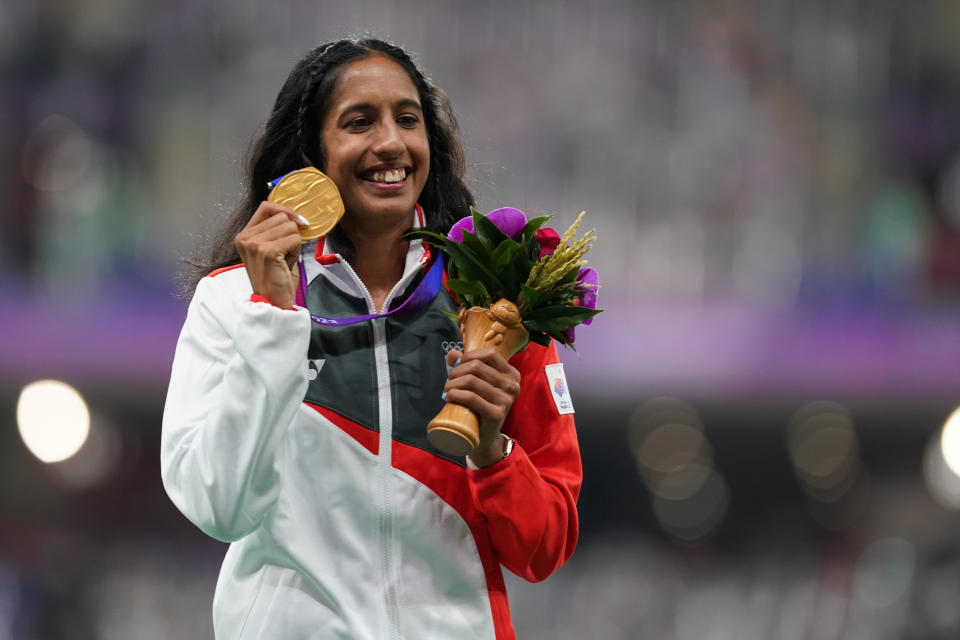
left=234, top=202, right=308, bottom=309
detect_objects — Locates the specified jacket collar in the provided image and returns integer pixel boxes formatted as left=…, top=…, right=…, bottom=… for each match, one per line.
left=301, top=204, right=432, bottom=304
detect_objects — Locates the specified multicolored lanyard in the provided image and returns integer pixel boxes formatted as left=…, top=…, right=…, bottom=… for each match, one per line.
left=295, top=255, right=444, bottom=327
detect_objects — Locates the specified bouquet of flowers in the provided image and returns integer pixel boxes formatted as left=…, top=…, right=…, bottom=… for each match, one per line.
left=413, top=206, right=602, bottom=455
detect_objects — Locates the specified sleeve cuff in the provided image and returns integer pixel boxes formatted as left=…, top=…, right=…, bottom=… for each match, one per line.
left=249, top=293, right=296, bottom=311
left=466, top=436, right=516, bottom=471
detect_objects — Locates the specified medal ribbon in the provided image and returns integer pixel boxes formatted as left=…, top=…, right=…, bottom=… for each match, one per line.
left=295, top=256, right=443, bottom=327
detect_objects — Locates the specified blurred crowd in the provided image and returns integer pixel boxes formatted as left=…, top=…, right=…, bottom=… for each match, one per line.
left=3, top=0, right=960, bottom=638
left=4, top=1, right=960, bottom=308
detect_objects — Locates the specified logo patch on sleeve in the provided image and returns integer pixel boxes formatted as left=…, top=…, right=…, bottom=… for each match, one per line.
left=544, top=363, right=574, bottom=415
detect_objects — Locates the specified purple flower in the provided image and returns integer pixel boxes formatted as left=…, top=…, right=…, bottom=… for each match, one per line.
left=447, top=216, right=475, bottom=242
left=575, top=267, right=599, bottom=325
left=486, top=207, right=527, bottom=239
left=562, top=327, right=576, bottom=344
left=447, top=207, right=528, bottom=242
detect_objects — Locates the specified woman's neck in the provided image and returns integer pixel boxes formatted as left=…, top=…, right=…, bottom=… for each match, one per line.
left=341, top=218, right=411, bottom=312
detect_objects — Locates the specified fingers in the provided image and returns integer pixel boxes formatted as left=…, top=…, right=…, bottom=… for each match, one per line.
left=448, top=348, right=520, bottom=389
left=444, top=386, right=512, bottom=426
left=237, top=203, right=306, bottom=261
left=446, top=349, right=463, bottom=368
left=235, top=202, right=308, bottom=308
left=247, top=201, right=308, bottom=228
left=237, top=205, right=304, bottom=246
left=444, top=347, right=521, bottom=425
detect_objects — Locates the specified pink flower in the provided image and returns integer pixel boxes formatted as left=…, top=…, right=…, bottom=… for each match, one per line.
left=536, top=228, right=561, bottom=259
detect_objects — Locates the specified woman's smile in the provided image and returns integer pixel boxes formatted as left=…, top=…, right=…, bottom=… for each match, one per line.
left=361, top=164, right=410, bottom=187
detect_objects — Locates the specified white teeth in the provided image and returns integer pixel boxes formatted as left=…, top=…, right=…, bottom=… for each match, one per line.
left=371, top=168, right=406, bottom=183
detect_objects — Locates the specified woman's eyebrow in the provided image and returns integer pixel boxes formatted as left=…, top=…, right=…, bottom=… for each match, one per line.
left=395, top=98, right=423, bottom=112
left=338, top=98, right=423, bottom=116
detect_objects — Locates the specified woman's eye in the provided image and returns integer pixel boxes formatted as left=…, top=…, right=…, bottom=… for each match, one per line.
left=397, top=114, right=420, bottom=127
left=347, top=117, right=372, bottom=129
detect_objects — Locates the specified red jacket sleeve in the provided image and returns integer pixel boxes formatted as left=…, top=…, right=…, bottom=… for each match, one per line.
left=466, top=341, right=582, bottom=582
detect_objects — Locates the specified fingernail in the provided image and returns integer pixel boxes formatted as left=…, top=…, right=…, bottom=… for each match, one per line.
left=453, top=358, right=461, bottom=367
left=296, top=214, right=309, bottom=227
left=440, top=391, right=447, bottom=400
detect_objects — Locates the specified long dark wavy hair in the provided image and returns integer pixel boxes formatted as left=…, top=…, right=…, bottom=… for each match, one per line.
left=182, top=38, right=474, bottom=294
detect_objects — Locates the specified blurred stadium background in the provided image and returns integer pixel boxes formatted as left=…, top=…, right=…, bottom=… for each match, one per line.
left=4, top=0, right=960, bottom=638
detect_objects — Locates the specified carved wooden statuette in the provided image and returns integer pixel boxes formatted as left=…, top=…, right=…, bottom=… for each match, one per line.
left=427, top=299, right=529, bottom=456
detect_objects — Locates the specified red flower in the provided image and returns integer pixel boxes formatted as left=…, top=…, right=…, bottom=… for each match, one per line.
left=536, top=228, right=561, bottom=259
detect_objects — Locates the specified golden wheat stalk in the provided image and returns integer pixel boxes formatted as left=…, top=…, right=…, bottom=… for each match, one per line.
left=525, top=211, right=596, bottom=294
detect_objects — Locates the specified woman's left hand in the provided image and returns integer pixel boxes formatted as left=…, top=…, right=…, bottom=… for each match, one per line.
left=444, top=347, right=521, bottom=467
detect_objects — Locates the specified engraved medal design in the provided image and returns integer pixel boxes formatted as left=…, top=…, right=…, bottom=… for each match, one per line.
left=267, top=167, right=345, bottom=241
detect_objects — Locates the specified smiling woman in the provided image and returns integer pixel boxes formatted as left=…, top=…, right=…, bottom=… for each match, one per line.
left=161, top=38, right=583, bottom=640
left=181, top=40, right=471, bottom=293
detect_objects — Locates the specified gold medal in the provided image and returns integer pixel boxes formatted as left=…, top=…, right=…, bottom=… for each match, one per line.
left=267, top=167, right=345, bottom=241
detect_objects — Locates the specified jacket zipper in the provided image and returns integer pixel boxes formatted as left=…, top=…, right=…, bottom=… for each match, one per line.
left=339, top=261, right=416, bottom=640
left=372, top=317, right=400, bottom=639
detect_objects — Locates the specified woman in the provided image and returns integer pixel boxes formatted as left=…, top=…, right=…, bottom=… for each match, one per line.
left=161, top=38, right=582, bottom=639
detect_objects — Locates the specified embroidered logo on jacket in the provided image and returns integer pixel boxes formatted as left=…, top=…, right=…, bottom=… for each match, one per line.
left=307, top=359, right=326, bottom=381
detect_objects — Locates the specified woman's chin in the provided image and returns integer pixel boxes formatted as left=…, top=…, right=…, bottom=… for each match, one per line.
left=341, top=200, right=419, bottom=231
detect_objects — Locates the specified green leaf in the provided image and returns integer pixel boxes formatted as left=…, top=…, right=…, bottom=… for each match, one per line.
left=523, top=305, right=601, bottom=327
left=500, top=245, right=533, bottom=298
left=559, top=265, right=580, bottom=285
left=442, top=242, right=506, bottom=293
left=526, top=329, right=552, bottom=347
left=444, top=279, right=490, bottom=302
left=520, top=215, right=552, bottom=237
left=520, top=285, right=541, bottom=308
left=491, top=238, right=521, bottom=269
left=440, top=308, right=460, bottom=324
left=526, top=318, right=580, bottom=335
left=458, top=229, right=491, bottom=262
left=404, top=229, right=450, bottom=245
left=445, top=256, right=460, bottom=280
left=441, top=243, right=482, bottom=281
left=472, top=208, right=510, bottom=251
left=524, top=237, right=538, bottom=262
left=538, top=283, right=576, bottom=299
left=518, top=215, right=554, bottom=263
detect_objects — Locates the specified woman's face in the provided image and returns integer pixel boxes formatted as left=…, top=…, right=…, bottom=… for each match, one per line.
left=320, top=54, right=430, bottom=232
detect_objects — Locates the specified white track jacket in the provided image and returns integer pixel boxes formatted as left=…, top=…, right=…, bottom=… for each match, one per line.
left=161, top=214, right=582, bottom=639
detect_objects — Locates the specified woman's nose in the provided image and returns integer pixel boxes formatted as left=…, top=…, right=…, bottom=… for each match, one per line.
left=372, top=121, right=405, bottom=157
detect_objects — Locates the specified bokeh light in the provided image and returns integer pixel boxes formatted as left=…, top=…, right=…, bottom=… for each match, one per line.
left=786, top=401, right=871, bottom=531
left=652, top=468, right=730, bottom=542
left=786, top=401, right=861, bottom=504
left=629, top=397, right=728, bottom=541
left=16, top=379, right=91, bottom=463
left=923, top=426, right=960, bottom=510
left=938, top=406, right=960, bottom=477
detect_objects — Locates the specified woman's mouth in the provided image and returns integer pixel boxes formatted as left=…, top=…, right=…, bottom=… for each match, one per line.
left=364, top=168, right=408, bottom=184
